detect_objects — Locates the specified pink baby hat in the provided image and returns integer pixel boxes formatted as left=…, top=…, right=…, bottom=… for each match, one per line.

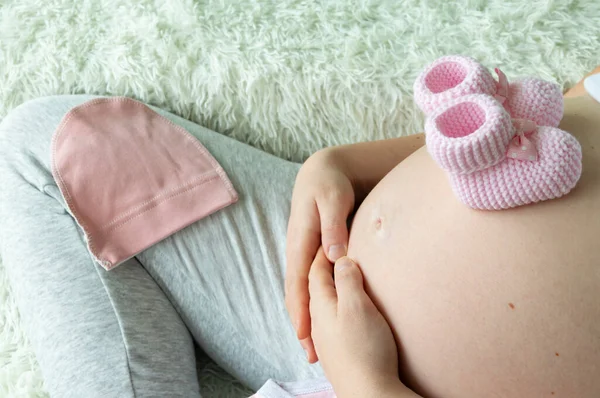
left=51, top=97, right=238, bottom=270
left=414, top=55, right=564, bottom=127
left=425, top=94, right=582, bottom=210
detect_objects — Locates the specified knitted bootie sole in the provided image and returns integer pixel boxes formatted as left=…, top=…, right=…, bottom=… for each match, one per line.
left=414, top=55, right=564, bottom=127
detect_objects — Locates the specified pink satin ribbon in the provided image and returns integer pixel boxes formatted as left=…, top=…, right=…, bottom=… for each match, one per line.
left=508, top=119, right=538, bottom=162
left=494, top=68, right=509, bottom=104
left=495, top=68, right=538, bottom=162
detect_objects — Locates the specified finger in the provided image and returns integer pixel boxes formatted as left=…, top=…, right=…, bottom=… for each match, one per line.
left=285, top=281, right=311, bottom=340
left=285, top=199, right=321, bottom=339
left=317, top=190, right=354, bottom=263
left=308, top=248, right=337, bottom=321
left=300, top=336, right=318, bottom=364
left=333, top=256, right=368, bottom=309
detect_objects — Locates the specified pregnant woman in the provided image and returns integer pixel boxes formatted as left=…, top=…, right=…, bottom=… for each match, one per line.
left=0, top=61, right=598, bottom=398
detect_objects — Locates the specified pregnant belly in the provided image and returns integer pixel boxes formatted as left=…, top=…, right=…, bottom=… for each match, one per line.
left=346, top=142, right=600, bottom=397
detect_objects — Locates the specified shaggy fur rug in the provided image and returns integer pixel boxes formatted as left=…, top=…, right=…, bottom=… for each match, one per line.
left=1, top=0, right=599, bottom=396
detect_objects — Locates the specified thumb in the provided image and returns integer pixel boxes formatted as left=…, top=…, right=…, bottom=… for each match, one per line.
left=333, top=257, right=366, bottom=305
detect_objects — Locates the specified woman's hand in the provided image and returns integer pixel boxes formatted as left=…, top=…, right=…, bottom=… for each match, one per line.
left=285, top=149, right=355, bottom=362
left=309, top=248, right=420, bottom=397
left=285, top=135, right=426, bottom=363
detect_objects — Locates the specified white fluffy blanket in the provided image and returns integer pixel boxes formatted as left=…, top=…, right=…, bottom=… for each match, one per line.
left=1, top=0, right=599, bottom=396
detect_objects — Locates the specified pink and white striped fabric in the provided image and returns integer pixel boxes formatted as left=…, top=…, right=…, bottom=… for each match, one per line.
left=251, top=378, right=335, bottom=398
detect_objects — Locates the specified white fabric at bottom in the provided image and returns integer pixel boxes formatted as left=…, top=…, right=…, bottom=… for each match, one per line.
left=254, top=377, right=334, bottom=398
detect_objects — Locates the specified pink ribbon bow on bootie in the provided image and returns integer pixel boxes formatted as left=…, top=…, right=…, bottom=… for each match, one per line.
left=508, top=119, right=538, bottom=162
left=494, top=68, right=539, bottom=162
left=494, top=67, right=510, bottom=104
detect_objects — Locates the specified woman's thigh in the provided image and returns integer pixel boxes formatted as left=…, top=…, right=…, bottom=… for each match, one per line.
left=1, top=94, right=321, bottom=395
left=135, top=105, right=323, bottom=390
left=0, top=96, right=201, bottom=397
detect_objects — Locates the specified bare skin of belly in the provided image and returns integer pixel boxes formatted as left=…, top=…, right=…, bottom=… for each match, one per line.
left=346, top=95, right=600, bottom=398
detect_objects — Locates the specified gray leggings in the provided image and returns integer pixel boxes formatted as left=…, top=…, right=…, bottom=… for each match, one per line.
left=0, top=96, right=322, bottom=397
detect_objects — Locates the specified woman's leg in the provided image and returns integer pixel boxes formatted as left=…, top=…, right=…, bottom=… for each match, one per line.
left=2, top=94, right=321, bottom=395
left=0, top=96, right=201, bottom=397
left=134, top=104, right=323, bottom=390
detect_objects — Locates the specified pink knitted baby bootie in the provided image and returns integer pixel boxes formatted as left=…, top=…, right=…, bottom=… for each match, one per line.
left=414, top=55, right=564, bottom=127
left=426, top=94, right=582, bottom=210
left=425, top=94, right=514, bottom=175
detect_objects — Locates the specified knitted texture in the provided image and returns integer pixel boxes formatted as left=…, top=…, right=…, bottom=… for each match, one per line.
left=414, top=55, right=497, bottom=114
left=425, top=94, right=513, bottom=174
left=450, top=126, right=582, bottom=210
left=415, top=55, right=564, bottom=128
left=506, top=78, right=564, bottom=127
